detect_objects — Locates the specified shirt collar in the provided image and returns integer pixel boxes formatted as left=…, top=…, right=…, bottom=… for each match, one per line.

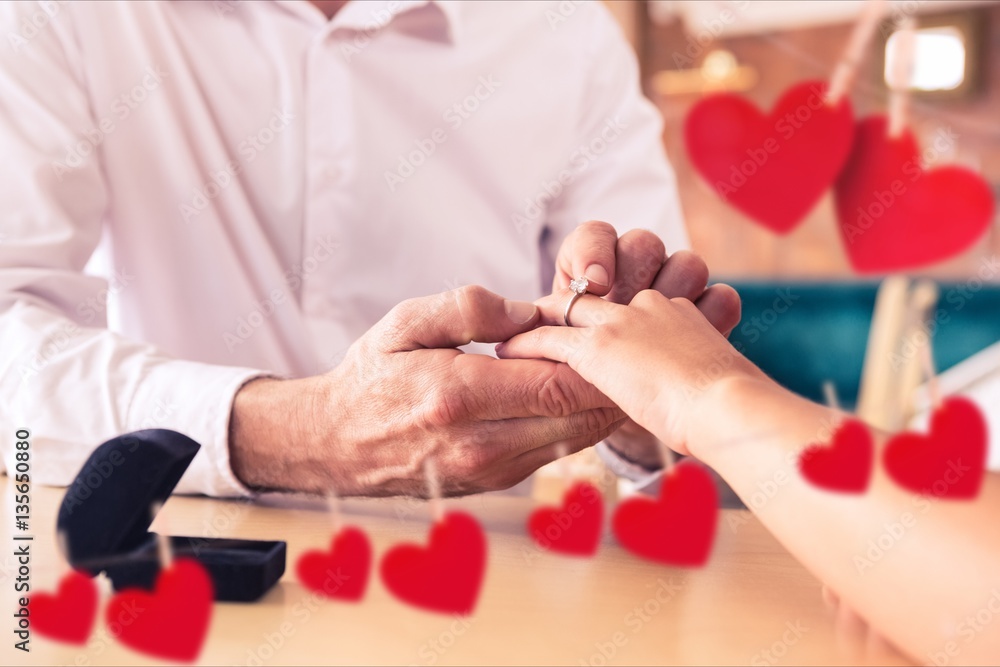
left=276, top=1, right=460, bottom=45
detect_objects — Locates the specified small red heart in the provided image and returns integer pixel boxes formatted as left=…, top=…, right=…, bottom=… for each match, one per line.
left=528, top=482, right=603, bottom=556
left=883, top=396, right=987, bottom=499
left=684, top=80, right=854, bottom=234
left=835, top=116, right=994, bottom=273
left=106, top=559, right=213, bottom=663
left=611, top=461, right=718, bottom=567
left=28, top=571, right=98, bottom=645
left=379, top=511, right=486, bottom=616
left=296, top=526, right=371, bottom=601
left=798, top=419, right=874, bottom=493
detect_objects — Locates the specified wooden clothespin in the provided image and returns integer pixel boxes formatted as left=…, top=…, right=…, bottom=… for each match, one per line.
left=826, top=0, right=889, bottom=105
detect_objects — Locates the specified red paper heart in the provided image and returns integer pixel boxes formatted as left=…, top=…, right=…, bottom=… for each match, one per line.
left=798, top=419, right=874, bottom=493
left=106, top=559, right=213, bottom=663
left=379, top=511, right=486, bottom=616
left=685, top=80, right=854, bottom=234
left=296, top=526, right=371, bottom=601
left=528, top=482, right=603, bottom=556
left=28, top=571, right=98, bottom=645
left=611, top=461, right=718, bottom=567
left=883, top=396, right=987, bottom=499
left=835, top=116, right=994, bottom=273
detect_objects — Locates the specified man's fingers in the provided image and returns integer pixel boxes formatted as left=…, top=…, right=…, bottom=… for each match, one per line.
left=475, top=407, right=626, bottom=461
left=379, top=285, right=539, bottom=352
left=605, top=229, right=666, bottom=304
left=650, top=250, right=710, bottom=301
left=554, top=220, right=618, bottom=295
left=455, top=354, right=617, bottom=419
left=694, top=283, right=742, bottom=336
left=506, top=418, right=628, bottom=485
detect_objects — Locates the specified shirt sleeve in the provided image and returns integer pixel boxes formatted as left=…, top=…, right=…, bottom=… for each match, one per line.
left=0, top=3, right=267, bottom=497
left=542, top=1, right=689, bottom=264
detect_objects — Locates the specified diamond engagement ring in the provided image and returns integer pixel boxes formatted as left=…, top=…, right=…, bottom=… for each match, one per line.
left=563, top=276, right=589, bottom=326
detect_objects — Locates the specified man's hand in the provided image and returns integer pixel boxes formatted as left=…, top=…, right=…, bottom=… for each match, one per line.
left=229, top=286, right=626, bottom=497
left=552, top=221, right=742, bottom=468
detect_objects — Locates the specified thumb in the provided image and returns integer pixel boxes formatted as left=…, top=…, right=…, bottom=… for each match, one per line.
left=379, top=285, right=540, bottom=352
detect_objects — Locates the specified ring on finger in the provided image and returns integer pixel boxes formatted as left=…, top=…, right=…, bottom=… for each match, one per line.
left=563, top=276, right=591, bottom=326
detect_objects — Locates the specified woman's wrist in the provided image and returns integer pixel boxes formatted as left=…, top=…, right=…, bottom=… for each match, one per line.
left=684, top=373, right=788, bottom=464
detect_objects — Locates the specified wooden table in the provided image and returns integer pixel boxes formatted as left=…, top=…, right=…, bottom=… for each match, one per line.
left=1, top=477, right=909, bottom=666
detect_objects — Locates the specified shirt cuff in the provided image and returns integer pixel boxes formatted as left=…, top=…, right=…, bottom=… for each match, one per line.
left=595, top=440, right=664, bottom=495
left=124, top=359, right=274, bottom=497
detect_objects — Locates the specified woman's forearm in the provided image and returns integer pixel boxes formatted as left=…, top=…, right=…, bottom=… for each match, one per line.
left=685, top=376, right=1000, bottom=665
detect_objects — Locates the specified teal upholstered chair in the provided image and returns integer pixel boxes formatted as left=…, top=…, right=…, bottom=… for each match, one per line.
left=706, top=280, right=1000, bottom=508
left=726, top=281, right=1000, bottom=409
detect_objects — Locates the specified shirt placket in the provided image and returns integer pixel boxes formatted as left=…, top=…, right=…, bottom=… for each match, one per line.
left=301, top=28, right=356, bottom=374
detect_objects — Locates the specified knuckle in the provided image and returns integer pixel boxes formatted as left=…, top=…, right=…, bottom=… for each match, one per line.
left=581, top=407, right=614, bottom=434
left=454, top=444, right=490, bottom=480
left=422, top=383, right=468, bottom=427
left=630, top=288, right=664, bottom=308
left=454, top=283, right=490, bottom=304
left=669, top=250, right=710, bottom=292
left=580, top=219, right=617, bottom=238
left=536, top=366, right=579, bottom=417
left=588, top=325, right=614, bottom=350
left=670, top=295, right=700, bottom=314
left=381, top=298, right=422, bottom=339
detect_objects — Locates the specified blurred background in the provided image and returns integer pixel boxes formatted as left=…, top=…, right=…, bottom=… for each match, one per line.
left=604, top=0, right=1000, bottom=277
left=549, top=1, right=1000, bottom=502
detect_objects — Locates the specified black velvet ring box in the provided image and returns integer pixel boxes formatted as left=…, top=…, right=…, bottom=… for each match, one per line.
left=57, top=429, right=285, bottom=602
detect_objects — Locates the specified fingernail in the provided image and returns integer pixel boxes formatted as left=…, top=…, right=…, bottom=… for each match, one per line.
left=585, top=264, right=609, bottom=287
left=504, top=299, right=537, bottom=324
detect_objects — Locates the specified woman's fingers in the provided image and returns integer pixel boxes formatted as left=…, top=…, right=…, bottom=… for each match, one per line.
left=534, top=291, right=626, bottom=327
left=496, top=326, right=581, bottom=364
left=694, top=283, right=742, bottom=336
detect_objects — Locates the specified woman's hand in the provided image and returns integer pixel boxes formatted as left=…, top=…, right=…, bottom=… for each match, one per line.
left=548, top=225, right=742, bottom=468
left=496, top=288, right=767, bottom=459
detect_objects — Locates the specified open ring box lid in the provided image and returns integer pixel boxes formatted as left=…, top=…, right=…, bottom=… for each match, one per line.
left=57, top=429, right=285, bottom=602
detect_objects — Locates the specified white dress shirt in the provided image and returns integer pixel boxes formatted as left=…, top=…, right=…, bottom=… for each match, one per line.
left=0, top=0, right=687, bottom=496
